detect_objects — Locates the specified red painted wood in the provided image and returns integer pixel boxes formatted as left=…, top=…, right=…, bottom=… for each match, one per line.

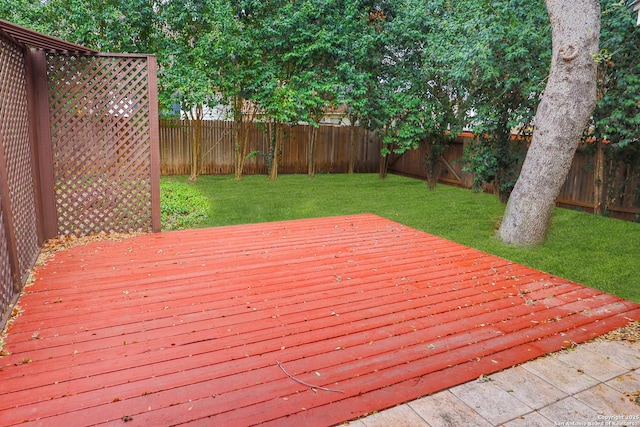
left=1, top=214, right=638, bottom=426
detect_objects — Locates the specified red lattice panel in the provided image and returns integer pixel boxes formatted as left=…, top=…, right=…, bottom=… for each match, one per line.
left=47, top=54, right=153, bottom=236
left=0, top=36, right=40, bottom=286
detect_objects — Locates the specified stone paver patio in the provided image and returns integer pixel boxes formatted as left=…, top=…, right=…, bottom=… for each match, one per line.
left=354, top=340, right=640, bottom=426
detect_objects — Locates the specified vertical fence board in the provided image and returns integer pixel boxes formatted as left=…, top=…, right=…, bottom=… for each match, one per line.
left=147, top=55, right=161, bottom=233
left=29, top=50, right=58, bottom=239
left=159, top=120, right=379, bottom=175
left=0, top=199, right=16, bottom=327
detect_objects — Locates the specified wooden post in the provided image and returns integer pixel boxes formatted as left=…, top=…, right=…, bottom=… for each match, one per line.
left=23, top=49, right=46, bottom=244
left=29, top=49, right=58, bottom=239
left=594, top=142, right=605, bottom=215
left=147, top=55, right=162, bottom=233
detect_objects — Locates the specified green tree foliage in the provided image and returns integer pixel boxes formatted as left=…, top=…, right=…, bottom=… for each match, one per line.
left=243, top=0, right=324, bottom=179
left=370, top=0, right=468, bottom=186
left=158, top=0, right=224, bottom=181
left=1, top=0, right=160, bottom=53
left=591, top=0, right=640, bottom=210
left=198, top=2, right=261, bottom=179
left=237, top=0, right=370, bottom=178
left=333, top=2, right=385, bottom=173
left=454, top=0, right=551, bottom=201
left=594, top=1, right=640, bottom=150
left=0, top=0, right=43, bottom=29
left=2, top=0, right=638, bottom=210
left=220, top=0, right=386, bottom=179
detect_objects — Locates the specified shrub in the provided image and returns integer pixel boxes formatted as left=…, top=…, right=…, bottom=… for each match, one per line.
left=160, top=181, right=209, bottom=230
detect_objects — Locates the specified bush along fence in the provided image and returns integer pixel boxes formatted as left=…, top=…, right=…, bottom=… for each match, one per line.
left=0, top=20, right=160, bottom=329
left=161, top=120, right=639, bottom=221
left=387, top=137, right=640, bottom=222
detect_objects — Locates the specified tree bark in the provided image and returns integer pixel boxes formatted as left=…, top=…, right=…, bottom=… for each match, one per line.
left=308, top=125, right=318, bottom=177
left=188, top=105, right=203, bottom=182
left=233, top=95, right=245, bottom=180
left=348, top=123, right=357, bottom=174
left=498, top=0, right=600, bottom=245
left=379, top=136, right=390, bottom=179
left=593, top=142, right=605, bottom=215
left=269, top=122, right=281, bottom=181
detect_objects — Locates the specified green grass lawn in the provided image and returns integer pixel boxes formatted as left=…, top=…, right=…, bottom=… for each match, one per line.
left=161, top=173, right=640, bottom=302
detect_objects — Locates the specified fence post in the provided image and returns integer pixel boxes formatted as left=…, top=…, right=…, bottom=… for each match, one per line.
left=147, top=55, right=161, bottom=233
left=23, top=49, right=46, bottom=243
left=29, top=49, right=58, bottom=239
left=594, top=142, right=605, bottom=215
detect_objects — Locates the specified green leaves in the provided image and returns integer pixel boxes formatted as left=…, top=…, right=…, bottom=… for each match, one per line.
left=593, top=1, right=640, bottom=148
left=9, top=0, right=162, bottom=53
left=4, top=0, right=636, bottom=200
left=433, top=0, right=550, bottom=199
left=589, top=1, right=640, bottom=207
left=160, top=181, right=209, bottom=230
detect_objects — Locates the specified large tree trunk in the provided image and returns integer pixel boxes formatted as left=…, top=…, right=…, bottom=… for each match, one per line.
left=498, top=0, right=599, bottom=245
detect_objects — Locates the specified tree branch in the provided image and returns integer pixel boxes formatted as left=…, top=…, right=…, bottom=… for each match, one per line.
left=276, top=360, right=344, bottom=393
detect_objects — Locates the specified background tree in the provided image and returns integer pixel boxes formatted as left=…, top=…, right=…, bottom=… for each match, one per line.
left=374, top=0, right=468, bottom=187
left=451, top=0, right=550, bottom=201
left=499, top=0, right=600, bottom=245
left=0, top=0, right=43, bottom=29
left=198, top=1, right=262, bottom=180
left=158, top=0, right=219, bottom=182
left=35, top=0, right=159, bottom=53
left=279, top=0, right=342, bottom=178
left=590, top=0, right=640, bottom=214
left=235, top=0, right=346, bottom=179
left=246, top=1, right=300, bottom=180
left=333, top=1, right=387, bottom=174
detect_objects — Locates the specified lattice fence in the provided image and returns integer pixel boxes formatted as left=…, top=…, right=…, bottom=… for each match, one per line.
left=47, top=54, right=154, bottom=236
left=0, top=34, right=40, bottom=323
left=0, top=21, right=159, bottom=329
left=0, top=202, right=14, bottom=325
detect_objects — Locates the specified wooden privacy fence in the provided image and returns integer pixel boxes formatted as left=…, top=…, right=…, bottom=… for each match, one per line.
left=387, top=133, right=477, bottom=189
left=388, top=137, right=640, bottom=221
left=160, top=119, right=380, bottom=175
left=0, top=20, right=160, bottom=328
left=556, top=146, right=640, bottom=220
left=161, top=121, right=639, bottom=220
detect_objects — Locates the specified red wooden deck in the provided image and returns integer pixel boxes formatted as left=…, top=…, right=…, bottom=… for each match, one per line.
left=1, top=214, right=639, bottom=426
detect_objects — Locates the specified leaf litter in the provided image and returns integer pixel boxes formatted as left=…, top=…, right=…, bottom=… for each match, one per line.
left=1, top=231, right=147, bottom=358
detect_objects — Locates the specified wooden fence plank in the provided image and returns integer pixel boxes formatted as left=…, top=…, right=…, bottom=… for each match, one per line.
left=159, top=120, right=379, bottom=176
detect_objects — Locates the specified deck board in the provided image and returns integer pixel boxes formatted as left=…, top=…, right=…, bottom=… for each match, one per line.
left=1, top=214, right=638, bottom=426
